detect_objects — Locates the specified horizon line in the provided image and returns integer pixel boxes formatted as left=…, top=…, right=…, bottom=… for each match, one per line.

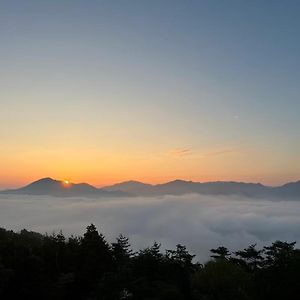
left=1, top=176, right=300, bottom=191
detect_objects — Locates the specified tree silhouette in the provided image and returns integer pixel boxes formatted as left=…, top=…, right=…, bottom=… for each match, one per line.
left=235, top=244, right=263, bottom=270
left=0, top=225, right=300, bottom=300
left=112, top=234, right=132, bottom=263
left=210, top=246, right=230, bottom=260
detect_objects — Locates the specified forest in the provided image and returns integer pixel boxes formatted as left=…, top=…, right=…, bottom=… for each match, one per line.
left=0, top=224, right=299, bottom=300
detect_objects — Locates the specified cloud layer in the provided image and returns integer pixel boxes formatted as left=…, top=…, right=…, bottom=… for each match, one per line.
left=0, top=194, right=299, bottom=261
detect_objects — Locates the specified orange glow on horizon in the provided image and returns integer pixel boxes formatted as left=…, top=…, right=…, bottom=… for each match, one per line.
left=0, top=147, right=299, bottom=189
left=0, top=172, right=299, bottom=190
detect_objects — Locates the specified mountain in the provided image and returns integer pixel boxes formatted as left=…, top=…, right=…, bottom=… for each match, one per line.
left=154, top=180, right=270, bottom=197
left=103, top=180, right=153, bottom=195
left=1, top=178, right=299, bottom=199
left=0, top=178, right=128, bottom=197
left=103, top=179, right=299, bottom=199
left=272, top=180, right=300, bottom=198
left=103, top=179, right=270, bottom=197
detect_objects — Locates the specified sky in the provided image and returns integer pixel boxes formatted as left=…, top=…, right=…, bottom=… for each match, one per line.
left=1, top=0, right=300, bottom=188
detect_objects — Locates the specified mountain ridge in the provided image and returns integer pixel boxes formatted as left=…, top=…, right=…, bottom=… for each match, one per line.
left=103, top=179, right=299, bottom=199
left=0, top=178, right=128, bottom=198
left=0, top=178, right=299, bottom=199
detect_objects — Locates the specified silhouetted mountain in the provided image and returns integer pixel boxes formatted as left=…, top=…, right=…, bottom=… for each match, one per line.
left=103, top=180, right=153, bottom=195
left=103, top=179, right=299, bottom=199
left=273, top=180, right=300, bottom=198
left=0, top=177, right=128, bottom=197
left=154, top=180, right=270, bottom=197
left=1, top=178, right=299, bottom=199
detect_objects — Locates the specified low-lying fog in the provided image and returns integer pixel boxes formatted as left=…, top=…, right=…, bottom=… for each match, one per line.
left=1, top=194, right=299, bottom=261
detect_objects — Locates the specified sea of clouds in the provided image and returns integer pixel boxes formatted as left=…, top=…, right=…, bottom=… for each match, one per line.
left=0, top=194, right=299, bottom=261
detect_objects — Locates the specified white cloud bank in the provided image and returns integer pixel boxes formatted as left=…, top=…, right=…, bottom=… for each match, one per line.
left=0, top=194, right=299, bottom=261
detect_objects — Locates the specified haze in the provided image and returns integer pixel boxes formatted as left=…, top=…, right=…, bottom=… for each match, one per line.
left=0, top=193, right=299, bottom=260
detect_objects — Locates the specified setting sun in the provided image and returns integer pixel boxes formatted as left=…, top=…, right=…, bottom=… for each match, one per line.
left=62, top=180, right=71, bottom=187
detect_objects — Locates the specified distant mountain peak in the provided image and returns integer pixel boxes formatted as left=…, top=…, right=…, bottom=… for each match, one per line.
left=167, top=179, right=193, bottom=184
left=103, top=180, right=153, bottom=194
left=34, top=177, right=57, bottom=183
left=0, top=178, right=128, bottom=198
left=119, top=180, right=148, bottom=185
left=25, top=177, right=60, bottom=187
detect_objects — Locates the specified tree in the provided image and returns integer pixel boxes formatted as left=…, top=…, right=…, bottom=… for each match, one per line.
left=112, top=234, right=132, bottom=263
left=77, top=224, right=113, bottom=298
left=210, top=246, right=230, bottom=260
left=235, top=244, right=263, bottom=270
left=263, top=240, right=296, bottom=268
left=192, top=259, right=250, bottom=300
left=166, top=244, right=195, bottom=268
left=166, top=244, right=195, bottom=298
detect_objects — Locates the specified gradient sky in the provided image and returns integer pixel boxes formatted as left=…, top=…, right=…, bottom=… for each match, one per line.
left=1, top=0, right=300, bottom=188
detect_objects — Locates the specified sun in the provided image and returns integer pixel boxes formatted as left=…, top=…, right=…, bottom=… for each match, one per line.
left=62, top=180, right=71, bottom=187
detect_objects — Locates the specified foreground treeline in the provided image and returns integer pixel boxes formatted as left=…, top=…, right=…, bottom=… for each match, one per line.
left=0, top=225, right=299, bottom=300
